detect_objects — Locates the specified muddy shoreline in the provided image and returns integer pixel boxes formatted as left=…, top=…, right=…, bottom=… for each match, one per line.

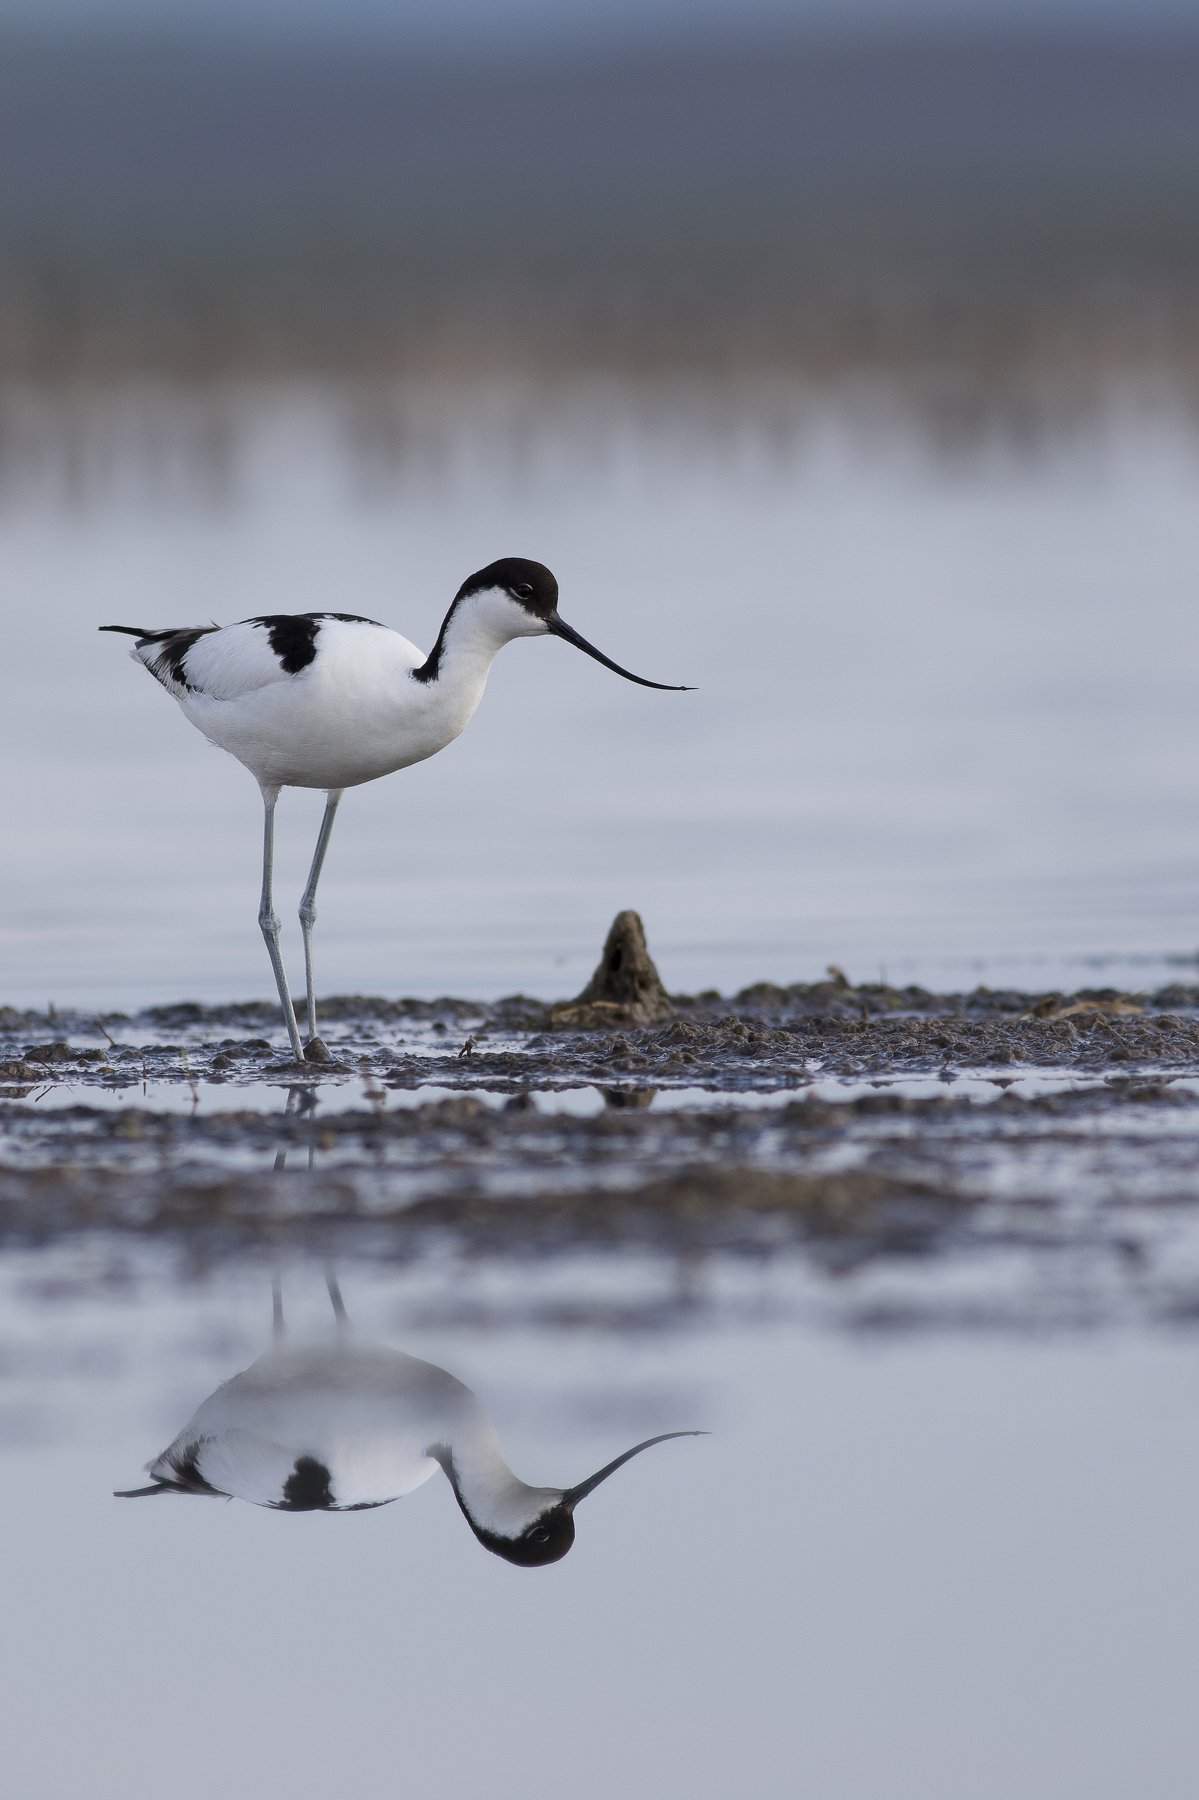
left=3, top=976, right=1199, bottom=1328
left=5, top=974, right=1199, bottom=1092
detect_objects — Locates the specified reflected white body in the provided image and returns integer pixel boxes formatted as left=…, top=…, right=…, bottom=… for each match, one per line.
left=146, top=1339, right=559, bottom=1529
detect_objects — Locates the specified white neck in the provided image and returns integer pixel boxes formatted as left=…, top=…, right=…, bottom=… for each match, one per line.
left=437, top=1426, right=561, bottom=1539
left=420, top=589, right=544, bottom=697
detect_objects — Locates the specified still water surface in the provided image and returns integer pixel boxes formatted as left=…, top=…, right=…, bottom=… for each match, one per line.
left=4, top=382, right=1198, bottom=1009
left=3, top=382, right=1199, bottom=1796
left=2, top=1252, right=1195, bottom=1800
left=2, top=1257, right=1197, bottom=1800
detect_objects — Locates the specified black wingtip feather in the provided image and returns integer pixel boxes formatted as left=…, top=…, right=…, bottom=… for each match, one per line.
left=99, top=625, right=152, bottom=637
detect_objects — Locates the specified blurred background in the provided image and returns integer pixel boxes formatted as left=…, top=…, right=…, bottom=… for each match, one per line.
left=5, top=13, right=1199, bottom=1799
left=3, top=0, right=1199, bottom=1004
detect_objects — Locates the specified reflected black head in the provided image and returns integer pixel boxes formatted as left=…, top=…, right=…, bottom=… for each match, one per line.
left=470, top=1503, right=577, bottom=1567
left=456, top=558, right=559, bottom=619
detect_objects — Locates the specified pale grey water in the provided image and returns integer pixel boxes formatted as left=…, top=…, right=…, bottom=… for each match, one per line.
left=3, top=381, right=1199, bottom=1011
left=1, top=1257, right=1197, bottom=1800
left=4, top=383, right=1199, bottom=1797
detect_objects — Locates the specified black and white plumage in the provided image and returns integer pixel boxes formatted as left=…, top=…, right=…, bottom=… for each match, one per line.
left=101, top=559, right=689, bottom=1062
left=115, top=1286, right=702, bottom=1566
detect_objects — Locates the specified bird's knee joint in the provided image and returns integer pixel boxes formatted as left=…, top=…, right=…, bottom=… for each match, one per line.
left=259, top=908, right=279, bottom=936
left=299, top=902, right=317, bottom=930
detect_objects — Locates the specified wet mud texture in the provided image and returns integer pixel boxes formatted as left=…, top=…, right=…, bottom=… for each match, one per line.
left=4, top=972, right=1199, bottom=1328
left=6, top=974, right=1199, bottom=1093
left=3, top=1079, right=1198, bottom=1328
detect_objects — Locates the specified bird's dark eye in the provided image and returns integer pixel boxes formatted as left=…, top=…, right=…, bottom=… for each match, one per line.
left=513, top=583, right=534, bottom=600
left=528, top=1525, right=550, bottom=1543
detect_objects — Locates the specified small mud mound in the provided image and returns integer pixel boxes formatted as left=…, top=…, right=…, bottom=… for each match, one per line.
left=548, top=910, right=674, bottom=1029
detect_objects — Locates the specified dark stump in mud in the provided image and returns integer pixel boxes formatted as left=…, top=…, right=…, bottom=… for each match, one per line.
left=549, top=910, right=674, bottom=1028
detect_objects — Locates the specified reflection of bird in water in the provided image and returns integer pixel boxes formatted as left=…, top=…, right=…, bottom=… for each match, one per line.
left=116, top=1279, right=702, bottom=1565
left=101, top=560, right=689, bottom=1065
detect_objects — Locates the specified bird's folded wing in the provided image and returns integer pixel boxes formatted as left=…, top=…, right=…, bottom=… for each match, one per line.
left=153, top=1428, right=313, bottom=1506
left=141, top=621, right=305, bottom=703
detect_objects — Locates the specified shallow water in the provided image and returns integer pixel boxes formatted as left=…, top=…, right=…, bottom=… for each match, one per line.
left=2, top=1258, right=1198, bottom=1800
left=5, top=382, right=1199, bottom=1796
left=4, top=382, right=1199, bottom=1010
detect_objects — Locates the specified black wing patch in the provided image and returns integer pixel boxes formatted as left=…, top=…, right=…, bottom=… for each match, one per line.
left=119, top=1440, right=226, bottom=1497
left=248, top=616, right=320, bottom=675
left=104, top=624, right=218, bottom=692
left=275, top=1455, right=336, bottom=1511
left=149, top=628, right=218, bottom=691
left=272, top=1455, right=398, bottom=1511
left=172, top=1445, right=222, bottom=1493
left=246, top=612, right=385, bottom=676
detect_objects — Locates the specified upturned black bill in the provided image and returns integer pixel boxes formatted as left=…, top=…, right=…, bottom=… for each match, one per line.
left=547, top=614, right=692, bottom=691
left=565, top=1430, right=706, bottom=1507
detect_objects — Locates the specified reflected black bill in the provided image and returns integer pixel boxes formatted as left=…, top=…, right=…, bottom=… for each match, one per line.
left=565, top=1430, right=707, bottom=1507
left=547, top=614, right=693, bottom=691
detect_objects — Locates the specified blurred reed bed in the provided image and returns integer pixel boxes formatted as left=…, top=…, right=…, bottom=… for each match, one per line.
left=1, top=358, right=1195, bottom=512
left=1, top=24, right=1197, bottom=499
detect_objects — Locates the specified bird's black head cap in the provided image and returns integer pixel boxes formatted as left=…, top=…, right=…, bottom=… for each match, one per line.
left=456, top=558, right=559, bottom=619
left=469, top=1501, right=577, bottom=1568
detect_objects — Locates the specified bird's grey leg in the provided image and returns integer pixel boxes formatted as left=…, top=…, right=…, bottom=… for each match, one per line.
left=298, top=789, right=343, bottom=1062
left=325, top=1268, right=348, bottom=1327
left=272, top=1275, right=285, bottom=1339
left=258, top=788, right=305, bottom=1062
left=273, top=1083, right=314, bottom=1168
